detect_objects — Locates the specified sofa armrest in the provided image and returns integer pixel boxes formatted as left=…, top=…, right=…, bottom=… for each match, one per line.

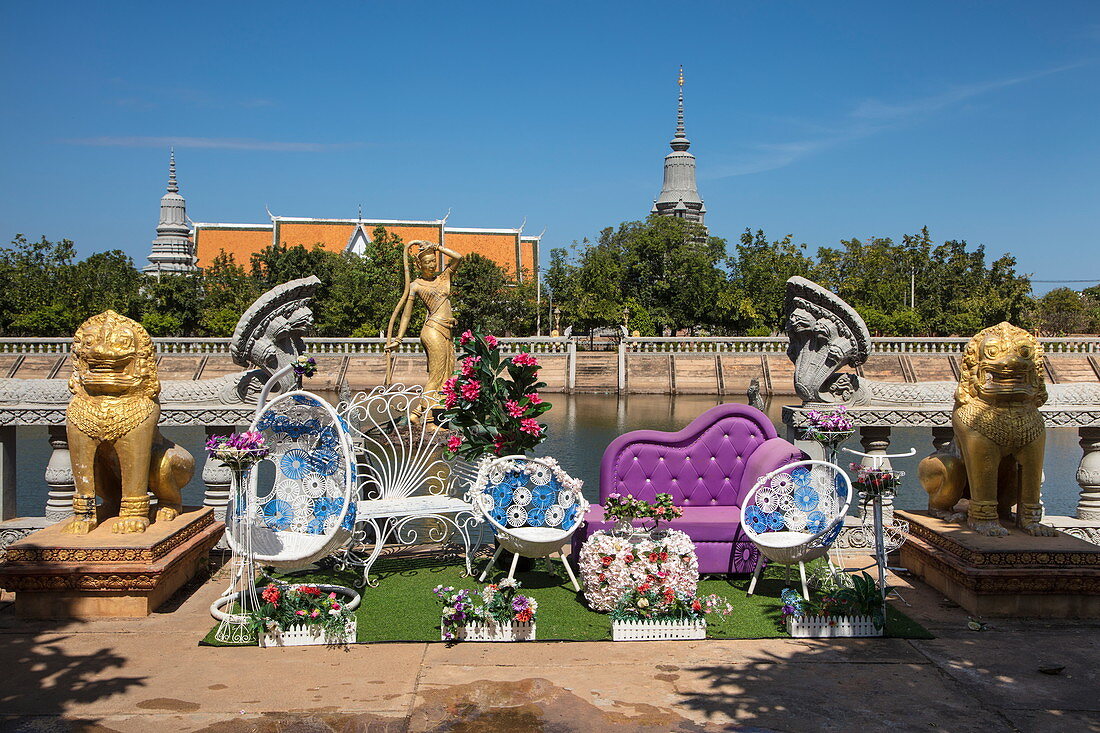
left=739, top=437, right=805, bottom=504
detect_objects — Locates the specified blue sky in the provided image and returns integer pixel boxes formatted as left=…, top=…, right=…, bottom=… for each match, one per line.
left=1, top=2, right=1098, bottom=294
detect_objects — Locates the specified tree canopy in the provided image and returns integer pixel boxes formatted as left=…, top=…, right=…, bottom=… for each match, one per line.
left=1, top=220, right=1092, bottom=338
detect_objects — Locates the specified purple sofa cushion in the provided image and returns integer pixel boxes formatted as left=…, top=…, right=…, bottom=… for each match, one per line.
left=582, top=505, right=743, bottom=542
left=600, top=403, right=779, bottom=506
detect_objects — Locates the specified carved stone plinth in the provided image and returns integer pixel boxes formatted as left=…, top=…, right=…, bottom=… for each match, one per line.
left=897, top=510, right=1100, bottom=618
left=0, top=507, right=222, bottom=618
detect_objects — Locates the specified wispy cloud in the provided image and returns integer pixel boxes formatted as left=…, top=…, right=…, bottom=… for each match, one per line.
left=709, top=62, right=1088, bottom=178
left=62, top=136, right=362, bottom=152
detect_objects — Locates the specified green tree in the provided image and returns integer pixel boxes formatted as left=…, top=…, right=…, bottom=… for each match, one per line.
left=729, top=230, right=815, bottom=333
left=1036, top=287, right=1087, bottom=335
left=200, top=252, right=259, bottom=336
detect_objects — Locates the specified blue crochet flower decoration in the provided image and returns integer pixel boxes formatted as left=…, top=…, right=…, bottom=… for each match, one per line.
left=340, top=500, right=356, bottom=531
left=791, top=466, right=812, bottom=488
left=806, top=510, right=827, bottom=534
left=765, top=512, right=786, bottom=531
left=792, top=485, right=820, bottom=512
left=744, top=505, right=767, bottom=533
left=308, top=448, right=340, bottom=477
left=261, top=498, right=293, bottom=531
left=280, top=449, right=312, bottom=480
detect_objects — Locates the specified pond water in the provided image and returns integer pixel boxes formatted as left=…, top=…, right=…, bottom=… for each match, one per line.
left=13, top=394, right=1085, bottom=518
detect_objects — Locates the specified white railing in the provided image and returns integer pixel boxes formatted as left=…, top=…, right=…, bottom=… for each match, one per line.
left=0, top=335, right=1093, bottom=357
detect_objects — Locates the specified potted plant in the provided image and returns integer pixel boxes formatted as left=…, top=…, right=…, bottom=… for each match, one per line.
left=252, top=583, right=358, bottom=647
left=781, top=572, right=886, bottom=638
left=603, top=492, right=683, bottom=538
left=439, top=330, right=551, bottom=461
left=578, top=529, right=699, bottom=612
left=610, top=585, right=733, bottom=641
left=433, top=578, right=538, bottom=642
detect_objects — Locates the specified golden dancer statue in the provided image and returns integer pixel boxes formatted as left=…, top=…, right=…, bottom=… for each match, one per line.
left=384, top=241, right=464, bottom=406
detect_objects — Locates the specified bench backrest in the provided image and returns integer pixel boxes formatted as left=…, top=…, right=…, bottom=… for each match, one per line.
left=599, top=403, right=779, bottom=507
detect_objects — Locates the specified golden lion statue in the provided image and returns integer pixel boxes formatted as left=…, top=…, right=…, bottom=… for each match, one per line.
left=918, top=322, right=1054, bottom=537
left=61, top=311, right=194, bottom=535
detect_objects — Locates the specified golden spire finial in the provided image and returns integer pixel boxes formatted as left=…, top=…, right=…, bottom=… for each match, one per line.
left=678, top=65, right=684, bottom=87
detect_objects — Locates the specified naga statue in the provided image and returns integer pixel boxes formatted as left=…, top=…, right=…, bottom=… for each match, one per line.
left=784, top=275, right=1100, bottom=408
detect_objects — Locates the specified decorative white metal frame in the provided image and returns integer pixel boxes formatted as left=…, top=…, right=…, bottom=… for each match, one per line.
left=743, top=459, right=854, bottom=601
left=334, top=384, right=484, bottom=587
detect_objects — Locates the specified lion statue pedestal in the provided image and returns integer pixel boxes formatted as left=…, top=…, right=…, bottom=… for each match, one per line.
left=919, top=322, right=1055, bottom=538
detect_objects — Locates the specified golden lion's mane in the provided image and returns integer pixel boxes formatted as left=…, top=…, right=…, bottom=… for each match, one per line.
left=68, top=310, right=160, bottom=401
left=954, top=321, right=1046, bottom=408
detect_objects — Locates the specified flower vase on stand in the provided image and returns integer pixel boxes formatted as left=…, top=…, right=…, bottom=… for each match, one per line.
left=207, top=435, right=269, bottom=644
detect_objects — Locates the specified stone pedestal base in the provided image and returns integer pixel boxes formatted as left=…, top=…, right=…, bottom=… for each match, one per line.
left=897, top=510, right=1100, bottom=618
left=0, top=507, right=223, bottom=618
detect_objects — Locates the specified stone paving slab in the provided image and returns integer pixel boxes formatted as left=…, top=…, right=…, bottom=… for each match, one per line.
left=2, top=556, right=1100, bottom=732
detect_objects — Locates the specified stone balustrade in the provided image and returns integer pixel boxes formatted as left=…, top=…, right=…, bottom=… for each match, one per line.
left=0, top=335, right=1095, bottom=356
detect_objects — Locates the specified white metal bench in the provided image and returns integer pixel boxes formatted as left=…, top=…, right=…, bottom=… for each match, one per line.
left=334, top=384, right=483, bottom=586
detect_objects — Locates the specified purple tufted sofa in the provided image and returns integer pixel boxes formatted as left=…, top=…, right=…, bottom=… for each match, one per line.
left=572, top=403, right=804, bottom=574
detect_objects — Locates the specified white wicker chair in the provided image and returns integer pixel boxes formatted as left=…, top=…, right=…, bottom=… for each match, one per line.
left=743, top=459, right=852, bottom=600
left=468, top=455, right=589, bottom=591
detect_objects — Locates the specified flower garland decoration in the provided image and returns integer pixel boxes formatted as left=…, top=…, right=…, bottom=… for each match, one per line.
left=578, top=530, right=699, bottom=612
left=250, top=583, right=355, bottom=640
left=205, top=431, right=269, bottom=469
left=802, top=405, right=854, bottom=442
left=291, top=355, right=318, bottom=378
left=433, top=578, right=538, bottom=641
left=440, top=330, right=551, bottom=461
left=603, top=492, right=684, bottom=532
left=610, top=586, right=733, bottom=623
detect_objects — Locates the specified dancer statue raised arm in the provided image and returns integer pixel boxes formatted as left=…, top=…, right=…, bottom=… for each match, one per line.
left=384, top=241, right=464, bottom=399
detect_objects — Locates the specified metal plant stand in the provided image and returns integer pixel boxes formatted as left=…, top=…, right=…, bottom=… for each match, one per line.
left=211, top=458, right=263, bottom=644
left=841, top=446, right=916, bottom=604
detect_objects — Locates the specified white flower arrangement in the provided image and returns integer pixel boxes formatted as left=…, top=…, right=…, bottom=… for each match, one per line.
left=578, top=529, right=699, bottom=612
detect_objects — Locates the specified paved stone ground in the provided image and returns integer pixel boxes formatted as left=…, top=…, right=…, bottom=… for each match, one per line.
left=2, top=555, right=1098, bottom=733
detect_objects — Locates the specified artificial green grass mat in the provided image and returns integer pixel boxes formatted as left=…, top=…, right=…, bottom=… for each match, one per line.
left=201, top=553, right=932, bottom=645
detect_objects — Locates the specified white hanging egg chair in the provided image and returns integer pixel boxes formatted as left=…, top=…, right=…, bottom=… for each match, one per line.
left=225, top=389, right=358, bottom=571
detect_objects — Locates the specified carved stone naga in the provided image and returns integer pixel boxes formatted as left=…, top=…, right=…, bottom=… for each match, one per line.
left=0, top=275, right=321, bottom=411
left=784, top=275, right=1100, bottom=408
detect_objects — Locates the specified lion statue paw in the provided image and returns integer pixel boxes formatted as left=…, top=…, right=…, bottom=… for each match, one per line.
left=928, top=507, right=967, bottom=524
left=155, top=506, right=180, bottom=523
left=1020, top=521, right=1057, bottom=537
left=61, top=517, right=98, bottom=535
left=111, top=516, right=151, bottom=534
left=968, top=519, right=1009, bottom=537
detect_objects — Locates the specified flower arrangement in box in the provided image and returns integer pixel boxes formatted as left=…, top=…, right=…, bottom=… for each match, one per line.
left=439, top=330, right=552, bottom=460
left=205, top=430, right=269, bottom=469
left=610, top=585, right=732, bottom=641
left=578, top=530, right=699, bottom=612
left=603, top=492, right=684, bottom=535
left=433, top=578, right=538, bottom=642
left=252, top=583, right=357, bottom=647
left=780, top=572, right=885, bottom=638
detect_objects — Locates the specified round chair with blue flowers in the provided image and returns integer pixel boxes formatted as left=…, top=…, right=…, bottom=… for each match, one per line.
left=742, top=459, right=852, bottom=601
left=227, top=390, right=358, bottom=571
left=468, top=455, right=589, bottom=591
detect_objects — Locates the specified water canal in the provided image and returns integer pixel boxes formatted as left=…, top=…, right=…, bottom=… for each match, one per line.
left=13, top=394, right=1086, bottom=518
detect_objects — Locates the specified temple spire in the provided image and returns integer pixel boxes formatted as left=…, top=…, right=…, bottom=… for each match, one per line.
left=652, top=66, right=706, bottom=230
left=143, top=149, right=197, bottom=274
